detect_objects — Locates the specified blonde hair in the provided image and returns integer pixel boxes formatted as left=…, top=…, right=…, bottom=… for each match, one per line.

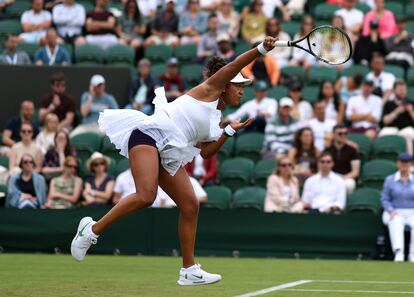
left=45, top=113, right=59, bottom=132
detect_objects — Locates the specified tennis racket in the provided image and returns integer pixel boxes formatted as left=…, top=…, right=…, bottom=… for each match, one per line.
left=274, top=25, right=352, bottom=65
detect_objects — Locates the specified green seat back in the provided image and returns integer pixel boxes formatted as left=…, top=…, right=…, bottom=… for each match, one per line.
left=0, top=155, right=9, bottom=168
left=408, top=87, right=414, bottom=101
left=234, top=132, right=264, bottom=162
left=232, top=0, right=250, bottom=13
left=407, top=21, right=414, bottom=35
left=218, top=137, right=235, bottom=162
left=115, top=158, right=129, bottom=176
left=107, top=156, right=117, bottom=177
left=232, top=186, right=266, bottom=211
left=180, top=64, right=203, bottom=87
left=385, top=2, right=404, bottom=16
left=5, top=2, right=31, bottom=18
left=151, top=63, right=167, bottom=78
left=347, top=187, right=382, bottom=215
left=174, top=44, right=197, bottom=64
left=341, top=64, right=370, bottom=77
left=203, top=185, right=232, bottom=210
left=75, top=44, right=104, bottom=64
left=302, top=86, right=319, bottom=105
left=307, top=66, right=338, bottom=85
left=373, top=135, right=406, bottom=161
left=406, top=68, right=414, bottom=85
left=384, top=65, right=405, bottom=80
left=234, top=40, right=250, bottom=56
left=406, top=3, right=414, bottom=20
left=219, top=157, right=254, bottom=192
left=16, top=43, right=39, bottom=61
left=348, top=133, right=372, bottom=163
left=240, top=86, right=255, bottom=104
left=105, top=44, right=135, bottom=66
left=78, top=0, right=94, bottom=11
left=268, top=86, right=288, bottom=100
left=0, top=20, right=22, bottom=38
left=221, top=105, right=238, bottom=117
left=282, top=21, right=300, bottom=39
left=354, top=3, right=370, bottom=14
left=361, top=159, right=397, bottom=190
left=59, top=43, right=73, bottom=63
left=70, top=132, right=102, bottom=152
left=102, top=136, right=122, bottom=162
left=144, top=45, right=173, bottom=63
left=313, top=4, right=340, bottom=20
left=281, top=66, right=306, bottom=81
left=253, top=158, right=276, bottom=188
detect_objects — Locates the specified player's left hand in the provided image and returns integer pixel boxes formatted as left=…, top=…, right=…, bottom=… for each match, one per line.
left=263, top=36, right=278, bottom=51
left=230, top=118, right=254, bottom=131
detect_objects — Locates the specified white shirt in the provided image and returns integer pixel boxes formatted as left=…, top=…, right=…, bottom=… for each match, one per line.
left=324, top=98, right=338, bottom=122
left=52, top=3, right=85, bottom=37
left=21, top=10, right=52, bottom=34
left=302, top=172, right=347, bottom=212
left=346, top=94, right=382, bottom=129
left=307, top=118, right=336, bottom=151
left=262, top=0, right=282, bottom=18
left=296, top=101, right=313, bottom=123
left=335, top=8, right=364, bottom=30
left=114, top=169, right=135, bottom=199
left=35, top=130, right=56, bottom=155
left=227, top=97, right=277, bottom=122
left=366, top=71, right=396, bottom=93
left=137, top=0, right=158, bottom=18
left=193, top=155, right=206, bottom=178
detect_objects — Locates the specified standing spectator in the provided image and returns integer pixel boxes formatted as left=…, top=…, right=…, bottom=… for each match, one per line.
left=0, top=0, right=14, bottom=20
left=144, top=0, right=179, bottom=47
left=381, top=152, right=414, bottom=262
left=353, top=20, right=387, bottom=65
left=34, top=28, right=71, bottom=65
left=178, top=0, right=208, bottom=45
left=264, top=18, right=291, bottom=68
left=83, top=152, right=115, bottom=206
left=128, top=58, right=156, bottom=115
left=346, top=78, right=382, bottom=139
left=334, top=0, right=364, bottom=40
left=38, top=72, right=76, bottom=131
left=0, top=35, right=31, bottom=65
left=366, top=53, right=396, bottom=102
left=302, top=152, right=347, bottom=214
left=217, top=0, right=240, bottom=40
left=113, top=167, right=134, bottom=204
left=19, top=0, right=52, bottom=44
left=263, top=97, right=302, bottom=158
left=157, top=58, right=186, bottom=102
left=2, top=101, right=39, bottom=148
left=185, top=154, right=218, bottom=186
left=325, top=124, right=360, bottom=194
left=9, top=122, right=43, bottom=175
left=197, top=13, right=219, bottom=61
left=241, top=0, right=267, bottom=45
left=71, top=74, right=119, bottom=137
left=223, top=80, right=277, bottom=133
left=264, top=156, right=303, bottom=213
left=288, top=81, right=313, bottom=124
left=335, top=73, right=363, bottom=103
left=52, top=0, right=85, bottom=44
left=385, top=17, right=414, bottom=70
left=380, top=81, right=414, bottom=155
left=44, top=156, right=82, bottom=208
left=216, top=33, right=236, bottom=63
left=117, top=0, right=146, bottom=52
left=318, top=80, right=345, bottom=124
left=35, top=113, right=58, bottom=154
left=290, top=15, right=316, bottom=70
left=362, top=0, right=397, bottom=39
left=6, top=153, right=47, bottom=209
left=307, top=101, right=336, bottom=152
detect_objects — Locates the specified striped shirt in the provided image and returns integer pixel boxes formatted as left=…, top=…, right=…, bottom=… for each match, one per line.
left=264, top=116, right=301, bottom=153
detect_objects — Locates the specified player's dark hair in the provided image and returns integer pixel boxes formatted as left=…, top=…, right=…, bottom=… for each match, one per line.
left=204, top=56, right=226, bottom=78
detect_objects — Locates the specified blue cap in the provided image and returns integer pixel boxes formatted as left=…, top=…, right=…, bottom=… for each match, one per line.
left=397, top=152, right=413, bottom=162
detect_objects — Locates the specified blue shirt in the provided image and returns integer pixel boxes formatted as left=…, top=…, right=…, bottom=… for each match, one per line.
left=80, top=92, right=119, bottom=124
left=178, top=11, right=208, bottom=34
left=381, top=172, right=414, bottom=212
left=34, top=46, right=71, bottom=65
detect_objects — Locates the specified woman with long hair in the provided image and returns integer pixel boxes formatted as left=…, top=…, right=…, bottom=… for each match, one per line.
left=117, top=0, right=146, bottom=51
left=241, top=0, right=267, bottom=44
left=318, top=80, right=345, bottom=124
left=290, top=15, right=316, bottom=70
left=36, top=113, right=59, bottom=154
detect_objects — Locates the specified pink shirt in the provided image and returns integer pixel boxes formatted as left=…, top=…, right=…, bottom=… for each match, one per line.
left=362, top=10, right=398, bottom=39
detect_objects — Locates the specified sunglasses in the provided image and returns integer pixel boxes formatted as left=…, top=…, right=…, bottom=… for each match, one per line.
left=65, top=164, right=78, bottom=169
left=21, top=129, right=33, bottom=134
left=23, top=160, right=34, bottom=165
left=336, top=131, right=348, bottom=136
left=280, top=163, right=293, bottom=167
left=93, top=161, right=105, bottom=167
left=319, top=160, right=332, bottom=164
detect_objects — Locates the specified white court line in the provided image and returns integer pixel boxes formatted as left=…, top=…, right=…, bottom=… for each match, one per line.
left=286, top=289, right=414, bottom=295
left=314, top=280, right=414, bottom=285
left=234, top=280, right=312, bottom=297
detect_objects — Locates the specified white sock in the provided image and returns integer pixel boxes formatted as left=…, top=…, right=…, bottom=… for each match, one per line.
left=183, top=264, right=198, bottom=270
left=86, top=223, right=99, bottom=238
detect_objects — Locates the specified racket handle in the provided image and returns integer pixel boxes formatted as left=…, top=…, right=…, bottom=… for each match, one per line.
left=274, top=40, right=291, bottom=47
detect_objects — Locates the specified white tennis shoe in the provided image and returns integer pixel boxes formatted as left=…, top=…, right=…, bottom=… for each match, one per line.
left=71, top=216, right=98, bottom=261
left=177, top=264, right=221, bottom=286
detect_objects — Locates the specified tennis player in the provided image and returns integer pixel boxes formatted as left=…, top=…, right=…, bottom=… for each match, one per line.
left=71, top=36, right=277, bottom=285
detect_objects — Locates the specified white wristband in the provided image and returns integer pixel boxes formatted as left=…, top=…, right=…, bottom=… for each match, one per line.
left=256, top=42, right=268, bottom=55
left=224, top=125, right=236, bottom=137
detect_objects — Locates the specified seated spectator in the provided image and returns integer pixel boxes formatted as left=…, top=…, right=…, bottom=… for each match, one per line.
left=42, top=129, right=76, bottom=180
left=128, top=58, right=155, bottom=115
left=353, top=20, right=386, bottom=65
left=302, top=152, right=347, bottom=214
left=380, top=80, right=414, bottom=155
left=264, top=156, right=303, bottom=213
left=288, top=127, right=319, bottom=186
left=290, top=15, right=316, bottom=70
left=263, top=97, right=302, bottom=159
left=216, top=33, right=236, bottom=63
left=335, top=73, right=363, bottom=103
left=157, top=58, right=186, bottom=102
left=0, top=35, right=31, bottom=65
left=19, top=0, right=52, bottom=44
left=113, top=167, right=134, bottom=204
left=34, top=28, right=71, bottom=65
left=288, top=81, right=313, bottom=124
left=52, top=0, right=85, bottom=44
left=241, top=0, right=267, bottom=45
left=178, top=0, right=208, bottom=45
left=264, top=18, right=291, bottom=68
left=223, top=80, right=277, bottom=133
left=366, top=53, right=396, bottom=102
left=307, top=101, right=336, bottom=152
left=76, top=0, right=119, bottom=49
left=6, top=153, right=47, bottom=209
left=262, top=0, right=290, bottom=21
left=346, top=78, right=382, bottom=139
left=36, top=113, right=58, bottom=154
left=117, top=0, right=146, bottom=51
left=83, top=152, right=115, bottom=206
left=217, top=0, right=240, bottom=40
left=197, top=13, right=219, bottom=61
left=9, top=122, right=43, bottom=175
left=44, top=0, right=63, bottom=11
left=0, top=0, right=14, bottom=20
left=38, top=72, right=76, bottom=130
left=318, top=80, right=345, bottom=124
left=362, top=0, right=397, bottom=39
left=137, top=0, right=157, bottom=22
left=334, top=0, right=364, bottom=41
left=324, top=124, right=360, bottom=194
left=330, top=14, right=346, bottom=32
left=71, top=74, right=119, bottom=137
left=144, top=0, right=179, bottom=47
left=2, top=101, right=39, bottom=148
left=44, top=156, right=82, bottom=208
left=185, top=154, right=218, bottom=186
left=385, top=17, right=413, bottom=70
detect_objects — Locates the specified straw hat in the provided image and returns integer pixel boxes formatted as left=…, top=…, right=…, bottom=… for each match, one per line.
left=86, top=152, right=110, bottom=172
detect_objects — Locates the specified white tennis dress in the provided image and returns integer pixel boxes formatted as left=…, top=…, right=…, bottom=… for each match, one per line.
left=98, top=87, right=222, bottom=176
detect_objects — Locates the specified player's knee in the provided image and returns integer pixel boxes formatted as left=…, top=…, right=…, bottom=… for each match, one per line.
left=137, top=187, right=157, bottom=208
left=181, top=196, right=199, bottom=216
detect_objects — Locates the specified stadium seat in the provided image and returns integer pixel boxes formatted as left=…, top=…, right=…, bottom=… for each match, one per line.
left=406, top=3, right=414, bottom=20
left=5, top=1, right=31, bottom=18
left=408, top=87, right=414, bottom=101
left=115, top=157, right=129, bottom=176
left=203, top=185, right=232, bottom=210
left=281, top=66, right=306, bottom=81
left=174, top=44, right=197, bottom=64
left=102, top=136, right=122, bottom=162
left=361, top=159, right=397, bottom=190
left=354, top=3, right=370, bottom=13
left=407, top=21, right=414, bottom=35
left=0, top=20, right=22, bottom=39
left=78, top=0, right=94, bottom=11
left=385, top=2, right=404, bottom=16
left=107, top=156, right=117, bottom=177
left=232, top=186, right=266, bottom=211
left=75, top=44, right=104, bottom=64
left=0, top=183, right=7, bottom=201
left=144, top=45, right=173, bottom=63
left=221, top=105, right=238, bottom=117
left=313, top=4, right=340, bottom=21
left=151, top=63, right=166, bottom=78
left=240, top=86, right=255, bottom=104
left=235, top=40, right=250, bottom=56
left=384, top=65, right=405, bottom=80
left=232, top=0, right=250, bottom=13
left=70, top=132, right=102, bottom=161
left=301, top=86, right=319, bottom=105
left=341, top=64, right=370, bottom=77
left=219, top=157, right=254, bottom=192
left=373, top=135, right=406, bottom=161
left=0, top=154, right=9, bottom=168
left=267, top=85, right=288, bottom=100
left=347, top=133, right=372, bottom=163
left=347, top=188, right=382, bottom=215
left=218, top=135, right=235, bottom=162
left=59, top=43, right=73, bottom=63
left=16, top=43, right=39, bottom=61
left=253, top=158, right=277, bottom=188
left=105, top=44, right=135, bottom=66
left=234, top=132, right=264, bottom=162
left=180, top=64, right=203, bottom=87
left=406, top=68, right=414, bottom=85
left=282, top=21, right=300, bottom=39
left=307, top=66, right=338, bottom=85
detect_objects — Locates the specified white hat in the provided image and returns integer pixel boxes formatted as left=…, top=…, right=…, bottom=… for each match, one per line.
left=279, top=97, right=294, bottom=108
left=90, top=74, right=105, bottom=86
left=86, top=152, right=111, bottom=172
left=217, top=33, right=231, bottom=43
left=230, top=73, right=252, bottom=85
